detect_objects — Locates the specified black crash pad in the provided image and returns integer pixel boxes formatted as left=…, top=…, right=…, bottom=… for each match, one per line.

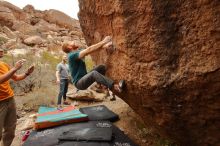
left=79, top=105, right=119, bottom=122
left=59, top=122, right=112, bottom=142
left=57, top=142, right=110, bottom=146
left=23, top=121, right=138, bottom=146
left=111, top=125, right=138, bottom=146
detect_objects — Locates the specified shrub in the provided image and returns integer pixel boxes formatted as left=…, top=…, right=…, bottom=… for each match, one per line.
left=3, top=50, right=95, bottom=111
left=0, top=36, right=8, bottom=46
left=41, top=51, right=60, bottom=69
left=2, top=51, right=59, bottom=110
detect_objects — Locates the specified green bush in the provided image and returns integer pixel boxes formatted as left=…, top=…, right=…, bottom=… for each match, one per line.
left=3, top=50, right=95, bottom=111
left=0, top=36, right=8, bottom=46
left=41, top=51, right=61, bottom=69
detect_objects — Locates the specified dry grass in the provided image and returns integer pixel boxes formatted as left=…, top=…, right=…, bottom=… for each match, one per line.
left=7, top=50, right=95, bottom=112
left=1, top=51, right=60, bottom=111
left=16, top=84, right=58, bottom=112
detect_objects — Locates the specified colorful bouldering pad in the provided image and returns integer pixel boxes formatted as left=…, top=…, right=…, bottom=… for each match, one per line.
left=34, top=106, right=88, bottom=130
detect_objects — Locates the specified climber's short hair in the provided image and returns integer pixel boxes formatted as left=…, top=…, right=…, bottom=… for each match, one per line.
left=62, top=42, right=71, bottom=53
left=62, top=41, right=78, bottom=53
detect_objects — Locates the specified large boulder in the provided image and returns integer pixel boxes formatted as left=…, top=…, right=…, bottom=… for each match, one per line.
left=23, top=5, right=45, bottom=25
left=12, top=21, right=38, bottom=35
left=23, top=4, right=35, bottom=14
left=34, top=19, right=59, bottom=32
left=44, top=9, right=80, bottom=31
left=0, top=1, right=29, bottom=24
left=0, top=5, right=16, bottom=27
left=2, top=26, right=16, bottom=38
left=78, top=0, right=220, bottom=146
left=0, top=1, right=85, bottom=49
left=24, top=36, right=44, bottom=46
left=23, top=4, right=44, bottom=20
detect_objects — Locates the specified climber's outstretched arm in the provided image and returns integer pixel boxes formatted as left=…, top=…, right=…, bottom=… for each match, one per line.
left=78, top=36, right=112, bottom=59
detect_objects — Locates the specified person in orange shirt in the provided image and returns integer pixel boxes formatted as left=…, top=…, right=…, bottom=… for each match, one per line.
left=0, top=48, right=34, bottom=146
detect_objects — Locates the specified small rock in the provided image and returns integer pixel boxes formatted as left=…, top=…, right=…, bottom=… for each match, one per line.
left=142, top=139, right=147, bottom=143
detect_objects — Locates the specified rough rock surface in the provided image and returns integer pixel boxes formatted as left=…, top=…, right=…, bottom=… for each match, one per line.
left=0, top=4, right=16, bottom=27
left=78, top=0, right=220, bottom=146
left=0, top=2, right=85, bottom=52
left=43, top=9, right=83, bottom=37
left=2, top=26, right=16, bottom=38
left=23, top=35, right=44, bottom=46
left=0, top=1, right=29, bottom=27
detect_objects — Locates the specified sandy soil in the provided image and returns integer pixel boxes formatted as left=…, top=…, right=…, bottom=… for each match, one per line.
left=11, top=85, right=169, bottom=146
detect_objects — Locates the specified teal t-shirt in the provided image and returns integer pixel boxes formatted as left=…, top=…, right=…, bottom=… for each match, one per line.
left=68, top=50, right=87, bottom=84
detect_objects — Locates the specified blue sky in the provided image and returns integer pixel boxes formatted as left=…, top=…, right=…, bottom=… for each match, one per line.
left=4, top=0, right=79, bottom=19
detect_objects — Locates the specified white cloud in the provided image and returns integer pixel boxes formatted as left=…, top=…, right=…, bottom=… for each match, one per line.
left=4, top=0, right=79, bottom=19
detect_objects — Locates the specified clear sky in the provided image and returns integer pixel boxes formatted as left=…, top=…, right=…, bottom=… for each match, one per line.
left=4, top=0, right=79, bottom=19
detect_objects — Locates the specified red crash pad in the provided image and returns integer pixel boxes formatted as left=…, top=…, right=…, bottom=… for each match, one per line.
left=34, top=106, right=88, bottom=130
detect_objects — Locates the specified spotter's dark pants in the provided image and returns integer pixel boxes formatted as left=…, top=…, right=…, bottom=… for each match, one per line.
left=57, top=79, right=69, bottom=105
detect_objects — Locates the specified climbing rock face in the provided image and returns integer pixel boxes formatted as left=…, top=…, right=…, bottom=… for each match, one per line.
left=0, top=1, right=29, bottom=27
left=0, top=1, right=86, bottom=51
left=44, top=9, right=81, bottom=31
left=78, top=0, right=220, bottom=146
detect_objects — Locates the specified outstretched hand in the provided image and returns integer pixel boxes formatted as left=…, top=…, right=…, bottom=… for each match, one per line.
left=103, top=41, right=113, bottom=49
left=102, top=36, right=112, bottom=44
left=103, top=41, right=115, bottom=54
left=14, top=59, right=26, bottom=70
left=25, top=65, right=35, bottom=76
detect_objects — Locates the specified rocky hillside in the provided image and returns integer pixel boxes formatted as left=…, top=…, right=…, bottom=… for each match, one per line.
left=0, top=1, right=85, bottom=54
left=78, top=0, right=220, bottom=146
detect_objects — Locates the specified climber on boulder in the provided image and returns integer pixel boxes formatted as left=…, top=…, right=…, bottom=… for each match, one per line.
left=62, top=36, right=125, bottom=94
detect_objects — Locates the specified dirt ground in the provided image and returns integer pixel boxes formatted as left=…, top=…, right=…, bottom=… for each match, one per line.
left=11, top=85, right=171, bottom=146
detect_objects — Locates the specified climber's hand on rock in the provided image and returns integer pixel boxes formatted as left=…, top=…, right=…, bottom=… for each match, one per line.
left=104, top=41, right=115, bottom=54
left=102, top=36, right=112, bottom=44
left=103, top=41, right=113, bottom=49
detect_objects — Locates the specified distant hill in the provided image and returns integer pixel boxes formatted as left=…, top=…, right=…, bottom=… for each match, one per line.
left=0, top=1, right=85, bottom=54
